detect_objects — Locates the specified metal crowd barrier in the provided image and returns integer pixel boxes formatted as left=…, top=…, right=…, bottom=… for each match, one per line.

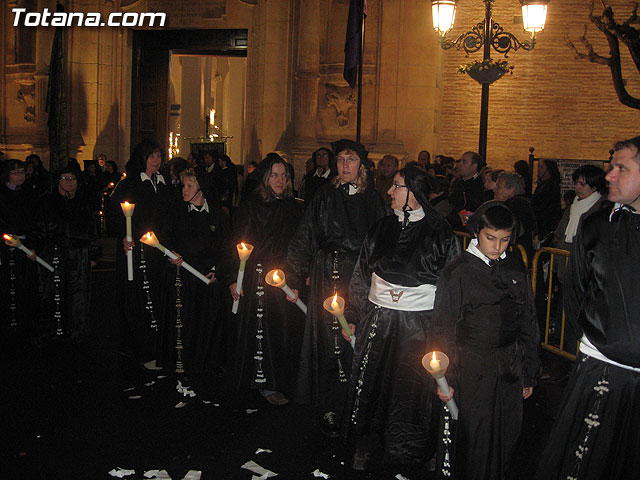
left=530, top=247, right=577, bottom=361
left=453, top=231, right=575, bottom=361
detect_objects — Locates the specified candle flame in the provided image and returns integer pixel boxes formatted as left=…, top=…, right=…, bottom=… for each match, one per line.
left=124, top=201, right=130, bottom=206
left=146, top=232, right=152, bottom=240
left=432, top=351, right=437, bottom=363
left=273, top=271, right=281, bottom=283
left=331, top=293, right=339, bottom=308
left=241, top=242, right=246, bottom=250
left=3, top=234, right=11, bottom=240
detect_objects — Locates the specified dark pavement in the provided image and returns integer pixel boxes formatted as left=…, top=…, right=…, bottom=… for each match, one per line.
left=3, top=238, right=573, bottom=480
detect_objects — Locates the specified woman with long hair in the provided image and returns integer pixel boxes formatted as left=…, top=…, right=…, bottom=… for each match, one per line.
left=287, top=139, right=388, bottom=435
left=230, top=155, right=304, bottom=405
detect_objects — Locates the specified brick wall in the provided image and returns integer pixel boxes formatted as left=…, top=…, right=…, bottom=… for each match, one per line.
left=438, top=0, right=640, bottom=171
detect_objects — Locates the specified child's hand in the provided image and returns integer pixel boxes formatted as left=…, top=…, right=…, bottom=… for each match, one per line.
left=437, top=386, right=454, bottom=402
left=523, top=387, right=533, bottom=399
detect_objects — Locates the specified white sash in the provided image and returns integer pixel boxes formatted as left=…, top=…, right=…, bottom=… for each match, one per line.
left=368, top=272, right=436, bottom=311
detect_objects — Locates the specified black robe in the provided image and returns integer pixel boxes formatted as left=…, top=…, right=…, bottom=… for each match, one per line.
left=157, top=200, right=232, bottom=376
left=35, top=189, right=98, bottom=341
left=0, top=184, right=39, bottom=336
left=109, top=174, right=173, bottom=361
left=232, top=196, right=304, bottom=396
left=535, top=207, right=640, bottom=480
left=344, top=212, right=460, bottom=463
left=287, top=182, right=388, bottom=411
left=432, top=250, right=540, bottom=480
left=532, top=178, right=561, bottom=240
left=447, top=175, right=485, bottom=229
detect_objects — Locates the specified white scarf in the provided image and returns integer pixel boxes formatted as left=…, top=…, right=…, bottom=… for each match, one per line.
left=564, top=192, right=601, bottom=243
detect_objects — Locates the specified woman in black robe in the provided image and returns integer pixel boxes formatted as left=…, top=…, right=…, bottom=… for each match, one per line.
left=230, top=156, right=304, bottom=405
left=344, top=165, right=460, bottom=471
left=432, top=202, right=541, bottom=480
left=156, top=168, right=231, bottom=378
left=109, top=140, right=173, bottom=367
left=287, top=139, right=387, bottom=434
left=0, top=160, right=39, bottom=338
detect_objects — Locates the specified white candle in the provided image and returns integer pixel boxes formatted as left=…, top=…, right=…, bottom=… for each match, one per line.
left=232, top=242, right=254, bottom=314
left=120, top=201, right=135, bottom=281
left=139, top=232, right=210, bottom=285
left=422, top=351, right=459, bottom=420
left=3, top=233, right=54, bottom=272
left=265, top=269, right=308, bottom=314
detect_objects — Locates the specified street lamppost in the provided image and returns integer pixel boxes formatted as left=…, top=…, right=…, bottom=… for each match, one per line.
left=431, top=0, right=549, bottom=162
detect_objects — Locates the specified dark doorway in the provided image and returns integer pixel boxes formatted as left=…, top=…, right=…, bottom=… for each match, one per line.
left=130, top=29, right=247, bottom=153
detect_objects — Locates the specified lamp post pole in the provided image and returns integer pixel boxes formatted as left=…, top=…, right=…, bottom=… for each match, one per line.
left=478, top=0, right=493, bottom=161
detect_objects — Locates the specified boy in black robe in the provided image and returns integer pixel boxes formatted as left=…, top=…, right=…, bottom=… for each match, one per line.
left=432, top=201, right=540, bottom=480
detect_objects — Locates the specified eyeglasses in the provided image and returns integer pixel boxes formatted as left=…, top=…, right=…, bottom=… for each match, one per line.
left=391, top=183, right=407, bottom=190
left=10, top=169, right=26, bottom=175
left=60, top=175, right=76, bottom=181
left=337, top=156, right=360, bottom=164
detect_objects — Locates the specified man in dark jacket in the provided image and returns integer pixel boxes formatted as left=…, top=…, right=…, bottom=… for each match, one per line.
left=447, top=151, right=485, bottom=229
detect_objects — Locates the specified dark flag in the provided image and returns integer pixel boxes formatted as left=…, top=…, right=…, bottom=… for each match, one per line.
left=46, top=3, right=68, bottom=173
left=343, top=0, right=367, bottom=89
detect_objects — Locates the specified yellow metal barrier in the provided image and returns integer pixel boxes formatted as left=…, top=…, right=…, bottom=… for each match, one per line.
left=531, top=247, right=577, bottom=361
left=453, top=231, right=528, bottom=267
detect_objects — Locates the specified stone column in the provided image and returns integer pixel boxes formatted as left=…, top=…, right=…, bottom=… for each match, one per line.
left=293, top=0, right=320, bottom=143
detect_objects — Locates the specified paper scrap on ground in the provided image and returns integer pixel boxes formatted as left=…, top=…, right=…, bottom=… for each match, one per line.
left=255, top=448, right=272, bottom=454
left=128, top=395, right=142, bottom=400
left=143, top=469, right=171, bottom=479
left=157, top=375, right=167, bottom=379
left=180, top=470, right=201, bottom=480
left=241, top=460, right=278, bottom=478
left=246, top=408, right=258, bottom=414
left=311, top=469, right=329, bottom=478
left=175, top=402, right=187, bottom=408
left=202, top=400, right=211, bottom=404
left=145, top=381, right=156, bottom=387
left=109, top=467, right=135, bottom=477
left=395, top=475, right=410, bottom=480
left=176, top=380, right=196, bottom=397
left=123, top=387, right=135, bottom=392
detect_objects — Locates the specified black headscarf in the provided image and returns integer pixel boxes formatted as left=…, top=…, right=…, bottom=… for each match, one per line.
left=330, top=139, right=370, bottom=170
left=396, top=165, right=435, bottom=228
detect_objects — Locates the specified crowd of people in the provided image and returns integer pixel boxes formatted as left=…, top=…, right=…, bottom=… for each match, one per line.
left=1, top=135, right=639, bottom=479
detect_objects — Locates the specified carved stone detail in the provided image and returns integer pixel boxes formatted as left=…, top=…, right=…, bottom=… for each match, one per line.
left=15, top=78, right=36, bottom=123
left=325, top=83, right=356, bottom=129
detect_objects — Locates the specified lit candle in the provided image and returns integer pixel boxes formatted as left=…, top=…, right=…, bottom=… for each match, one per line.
left=3, top=233, right=54, bottom=272
left=139, top=232, right=210, bottom=285
left=322, top=293, right=355, bottom=349
left=429, top=351, right=441, bottom=372
left=422, top=351, right=459, bottom=420
left=232, top=242, right=254, bottom=314
left=265, top=269, right=308, bottom=314
left=209, top=108, right=215, bottom=126
left=120, top=201, right=135, bottom=281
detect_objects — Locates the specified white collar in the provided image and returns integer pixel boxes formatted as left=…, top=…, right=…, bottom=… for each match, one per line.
left=340, top=182, right=359, bottom=195
left=466, top=238, right=506, bottom=266
left=188, top=199, right=209, bottom=213
left=206, top=164, right=215, bottom=174
left=609, top=202, right=640, bottom=221
left=314, top=168, right=330, bottom=179
left=140, top=172, right=165, bottom=185
left=393, top=207, right=425, bottom=223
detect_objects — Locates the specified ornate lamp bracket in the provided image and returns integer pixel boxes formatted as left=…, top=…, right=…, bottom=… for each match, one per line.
left=439, top=19, right=535, bottom=57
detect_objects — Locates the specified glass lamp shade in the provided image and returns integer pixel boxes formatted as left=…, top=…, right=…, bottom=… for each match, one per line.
left=521, top=1, right=548, bottom=34
left=431, top=0, right=457, bottom=35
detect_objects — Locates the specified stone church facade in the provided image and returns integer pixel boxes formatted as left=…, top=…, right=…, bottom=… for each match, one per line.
left=1, top=0, right=638, bottom=178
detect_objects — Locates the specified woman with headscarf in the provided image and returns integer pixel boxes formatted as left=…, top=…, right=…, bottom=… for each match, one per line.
left=156, top=168, right=232, bottom=379
left=287, top=139, right=388, bottom=436
left=343, top=165, right=460, bottom=472
left=109, top=139, right=173, bottom=368
left=230, top=155, right=304, bottom=405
